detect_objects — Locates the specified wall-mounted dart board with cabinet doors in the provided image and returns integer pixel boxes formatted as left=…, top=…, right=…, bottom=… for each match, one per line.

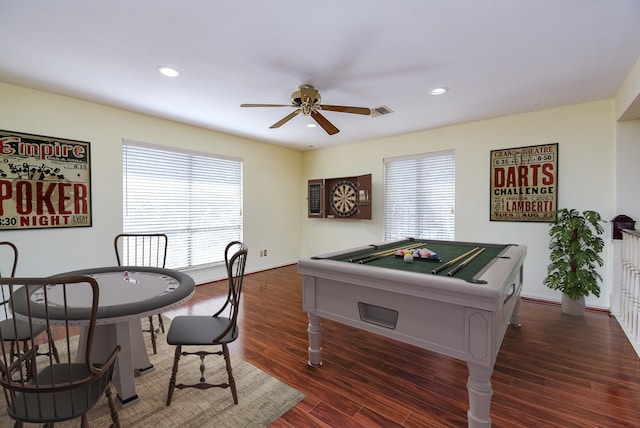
left=307, top=174, right=371, bottom=219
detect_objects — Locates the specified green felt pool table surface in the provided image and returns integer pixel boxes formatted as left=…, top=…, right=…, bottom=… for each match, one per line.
left=331, top=239, right=509, bottom=283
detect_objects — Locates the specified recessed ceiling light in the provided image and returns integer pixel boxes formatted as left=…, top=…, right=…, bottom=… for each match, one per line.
left=306, top=123, right=317, bottom=128
left=157, top=66, right=181, bottom=78
left=430, top=87, right=449, bottom=95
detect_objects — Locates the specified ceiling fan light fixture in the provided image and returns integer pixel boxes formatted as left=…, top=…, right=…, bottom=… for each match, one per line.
left=430, top=87, right=449, bottom=95
left=241, top=84, right=371, bottom=135
left=157, top=66, right=181, bottom=78
left=306, top=123, right=317, bottom=128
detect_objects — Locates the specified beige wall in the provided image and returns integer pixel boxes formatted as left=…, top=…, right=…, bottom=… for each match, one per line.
left=302, top=100, right=617, bottom=308
left=2, top=74, right=639, bottom=309
left=0, top=82, right=303, bottom=284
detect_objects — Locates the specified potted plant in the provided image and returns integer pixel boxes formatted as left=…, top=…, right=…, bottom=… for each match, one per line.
left=543, top=208, right=605, bottom=316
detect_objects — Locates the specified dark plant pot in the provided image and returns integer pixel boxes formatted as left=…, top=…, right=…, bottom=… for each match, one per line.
left=561, top=293, right=585, bottom=316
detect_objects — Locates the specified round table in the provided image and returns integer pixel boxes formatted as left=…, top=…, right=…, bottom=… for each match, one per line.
left=17, top=266, right=195, bottom=406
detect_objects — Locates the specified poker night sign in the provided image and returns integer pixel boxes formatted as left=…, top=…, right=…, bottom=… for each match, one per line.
left=490, top=143, right=558, bottom=222
left=0, top=130, right=92, bottom=230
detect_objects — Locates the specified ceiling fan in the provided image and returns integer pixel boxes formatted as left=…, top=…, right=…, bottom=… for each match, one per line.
left=240, top=84, right=371, bottom=135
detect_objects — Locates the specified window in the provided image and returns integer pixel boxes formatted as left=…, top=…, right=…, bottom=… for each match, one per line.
left=123, top=141, right=242, bottom=269
left=383, top=150, right=455, bottom=241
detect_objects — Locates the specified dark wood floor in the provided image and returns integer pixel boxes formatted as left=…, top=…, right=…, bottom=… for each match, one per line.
left=165, top=264, right=640, bottom=427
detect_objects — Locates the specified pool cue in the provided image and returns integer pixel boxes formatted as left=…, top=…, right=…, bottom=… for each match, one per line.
left=431, top=247, right=480, bottom=274
left=349, top=242, right=423, bottom=263
left=356, top=242, right=424, bottom=264
left=357, top=242, right=424, bottom=264
left=447, top=247, right=486, bottom=277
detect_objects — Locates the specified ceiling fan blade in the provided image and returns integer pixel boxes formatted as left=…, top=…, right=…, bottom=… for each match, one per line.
left=270, top=109, right=302, bottom=128
left=319, top=104, right=371, bottom=115
left=311, top=110, right=339, bottom=135
left=241, top=103, right=293, bottom=108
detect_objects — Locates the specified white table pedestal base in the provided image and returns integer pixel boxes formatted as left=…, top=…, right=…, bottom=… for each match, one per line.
left=78, top=319, right=154, bottom=406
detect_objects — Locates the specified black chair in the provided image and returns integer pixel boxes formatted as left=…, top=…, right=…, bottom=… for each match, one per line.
left=0, top=275, right=121, bottom=427
left=0, top=241, right=59, bottom=377
left=166, top=241, right=248, bottom=406
left=114, top=233, right=168, bottom=354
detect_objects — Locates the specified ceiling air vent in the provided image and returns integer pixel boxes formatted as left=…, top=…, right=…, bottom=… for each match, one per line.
left=370, top=105, right=394, bottom=117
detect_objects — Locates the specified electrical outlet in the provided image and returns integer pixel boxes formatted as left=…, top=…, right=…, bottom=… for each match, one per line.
left=264, top=249, right=267, bottom=256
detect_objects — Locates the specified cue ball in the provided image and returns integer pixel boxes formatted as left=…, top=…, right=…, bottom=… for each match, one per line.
left=404, top=254, right=414, bottom=263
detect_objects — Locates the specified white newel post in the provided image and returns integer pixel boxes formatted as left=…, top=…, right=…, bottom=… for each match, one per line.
left=619, top=230, right=640, bottom=357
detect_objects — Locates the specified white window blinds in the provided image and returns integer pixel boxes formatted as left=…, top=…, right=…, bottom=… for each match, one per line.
left=123, top=142, right=243, bottom=269
left=383, top=150, right=455, bottom=241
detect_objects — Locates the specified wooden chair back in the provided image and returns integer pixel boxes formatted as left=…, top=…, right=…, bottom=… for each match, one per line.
left=114, top=233, right=169, bottom=353
left=1, top=241, right=61, bottom=367
left=214, top=241, right=248, bottom=339
left=0, top=241, right=18, bottom=320
left=0, top=276, right=121, bottom=426
left=114, top=233, right=168, bottom=268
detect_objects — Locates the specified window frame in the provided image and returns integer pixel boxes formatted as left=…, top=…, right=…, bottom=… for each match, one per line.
left=122, top=140, right=243, bottom=269
left=383, top=149, right=455, bottom=241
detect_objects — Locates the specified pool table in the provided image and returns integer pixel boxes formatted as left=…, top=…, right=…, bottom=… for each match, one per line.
left=297, top=238, right=527, bottom=428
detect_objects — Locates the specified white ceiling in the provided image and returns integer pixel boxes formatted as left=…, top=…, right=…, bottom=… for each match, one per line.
left=1, top=1, right=639, bottom=150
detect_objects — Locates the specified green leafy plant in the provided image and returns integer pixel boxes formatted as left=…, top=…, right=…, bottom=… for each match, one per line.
left=544, top=208, right=605, bottom=300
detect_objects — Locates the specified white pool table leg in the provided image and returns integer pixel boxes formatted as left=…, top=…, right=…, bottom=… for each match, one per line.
left=509, top=298, right=522, bottom=328
left=466, top=362, right=493, bottom=428
left=307, top=313, right=323, bottom=367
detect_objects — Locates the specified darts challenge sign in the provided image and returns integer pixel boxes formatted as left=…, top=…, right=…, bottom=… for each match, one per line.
left=0, top=130, right=92, bottom=230
left=490, top=143, right=558, bottom=222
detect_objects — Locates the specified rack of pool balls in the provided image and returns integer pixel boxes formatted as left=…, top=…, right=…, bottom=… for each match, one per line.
left=394, top=248, right=440, bottom=263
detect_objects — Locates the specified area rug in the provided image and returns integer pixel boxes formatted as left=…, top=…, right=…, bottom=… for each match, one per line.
left=0, top=319, right=305, bottom=427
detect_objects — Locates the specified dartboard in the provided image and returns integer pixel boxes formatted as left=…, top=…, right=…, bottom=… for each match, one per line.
left=330, top=180, right=358, bottom=217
